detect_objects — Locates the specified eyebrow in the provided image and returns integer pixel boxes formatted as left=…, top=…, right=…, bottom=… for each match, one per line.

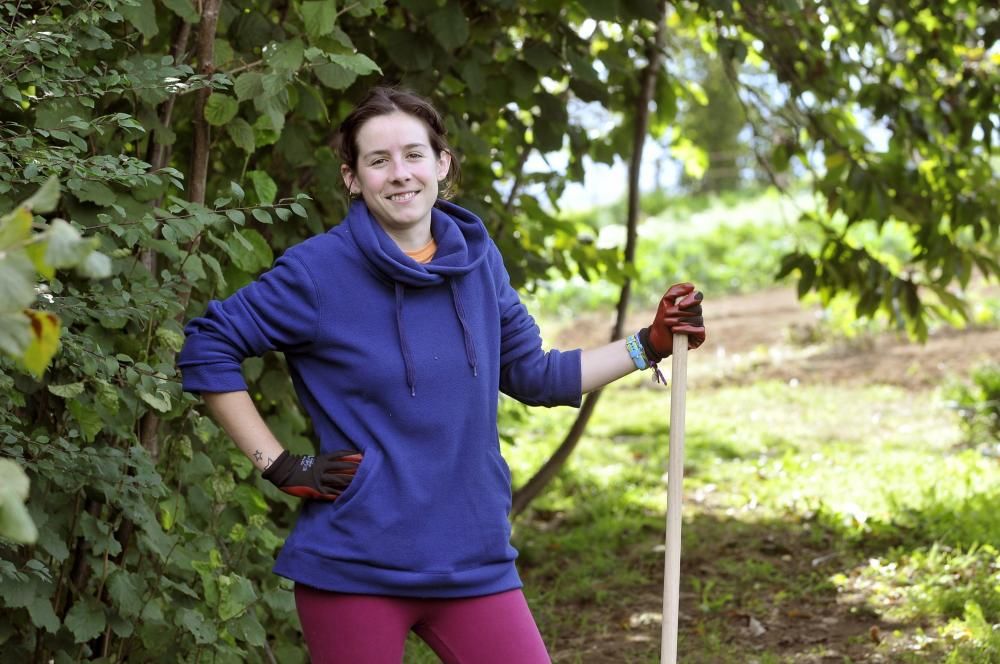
left=361, top=143, right=430, bottom=160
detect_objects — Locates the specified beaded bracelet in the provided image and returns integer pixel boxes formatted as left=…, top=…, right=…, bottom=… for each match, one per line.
left=626, top=332, right=667, bottom=385
left=625, top=333, right=649, bottom=370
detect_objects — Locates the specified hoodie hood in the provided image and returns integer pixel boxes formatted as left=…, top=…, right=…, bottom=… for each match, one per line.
left=346, top=199, right=489, bottom=395
left=345, top=198, right=489, bottom=287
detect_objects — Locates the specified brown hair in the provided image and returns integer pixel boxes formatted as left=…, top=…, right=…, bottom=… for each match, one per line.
left=335, top=86, right=461, bottom=198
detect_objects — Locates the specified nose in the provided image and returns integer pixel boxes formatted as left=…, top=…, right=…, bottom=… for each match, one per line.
left=388, top=157, right=411, bottom=182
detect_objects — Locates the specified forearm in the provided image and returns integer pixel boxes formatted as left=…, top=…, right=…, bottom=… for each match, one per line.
left=202, top=391, right=286, bottom=472
left=580, top=339, right=636, bottom=393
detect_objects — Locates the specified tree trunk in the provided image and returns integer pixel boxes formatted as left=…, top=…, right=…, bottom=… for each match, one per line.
left=511, top=5, right=668, bottom=518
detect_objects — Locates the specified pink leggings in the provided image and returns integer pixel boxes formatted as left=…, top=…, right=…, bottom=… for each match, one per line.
left=294, top=584, right=551, bottom=664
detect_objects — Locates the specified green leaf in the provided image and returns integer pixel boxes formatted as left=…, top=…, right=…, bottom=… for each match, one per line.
left=234, top=73, right=264, bottom=102
left=25, top=176, right=61, bottom=214
left=290, top=202, right=307, bottom=218
left=48, top=381, right=85, bottom=398
left=229, top=610, right=266, bottom=646
left=0, top=206, right=32, bottom=250
left=248, top=171, right=277, bottom=205
left=427, top=3, right=469, bottom=51
left=71, top=180, right=117, bottom=206
left=44, top=219, right=93, bottom=268
left=108, top=571, right=143, bottom=618
left=266, top=38, right=305, bottom=71
left=230, top=181, right=245, bottom=201
left=251, top=208, right=273, bottom=224
left=0, top=311, right=30, bottom=356
left=140, top=388, right=172, bottom=413
left=177, top=607, right=216, bottom=644
left=120, top=0, right=158, bottom=39
left=313, top=61, right=356, bottom=90
left=0, top=459, right=37, bottom=544
left=26, top=595, right=60, bottom=633
left=227, top=118, right=256, bottom=154
left=0, top=251, right=36, bottom=312
left=328, top=53, right=381, bottom=76
left=77, top=251, right=112, bottom=279
left=218, top=574, right=257, bottom=621
left=301, top=0, right=337, bottom=39
left=67, top=398, right=102, bottom=441
left=252, top=114, right=282, bottom=147
left=65, top=598, right=107, bottom=643
left=161, top=0, right=199, bottom=22
left=3, top=84, right=21, bottom=103
left=226, top=209, right=246, bottom=225
left=204, top=94, right=239, bottom=127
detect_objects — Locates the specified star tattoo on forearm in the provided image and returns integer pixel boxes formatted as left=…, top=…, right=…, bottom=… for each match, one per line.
left=253, top=450, right=263, bottom=463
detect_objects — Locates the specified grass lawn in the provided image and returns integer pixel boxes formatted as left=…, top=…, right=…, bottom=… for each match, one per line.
left=406, top=372, right=1000, bottom=662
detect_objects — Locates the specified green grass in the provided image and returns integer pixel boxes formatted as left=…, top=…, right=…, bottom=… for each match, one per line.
left=405, top=374, right=1000, bottom=662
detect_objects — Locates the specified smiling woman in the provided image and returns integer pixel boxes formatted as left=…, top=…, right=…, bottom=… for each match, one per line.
left=340, top=111, right=452, bottom=250
left=176, top=85, right=706, bottom=664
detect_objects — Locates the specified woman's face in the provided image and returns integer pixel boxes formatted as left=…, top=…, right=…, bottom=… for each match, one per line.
left=341, top=111, right=451, bottom=245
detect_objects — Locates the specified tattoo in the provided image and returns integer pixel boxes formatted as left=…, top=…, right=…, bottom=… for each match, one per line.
left=253, top=450, right=263, bottom=463
left=265, top=456, right=274, bottom=469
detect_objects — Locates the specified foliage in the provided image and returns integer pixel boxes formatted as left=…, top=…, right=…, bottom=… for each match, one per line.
left=529, top=188, right=813, bottom=313
left=944, top=363, right=1000, bottom=446
left=0, top=0, right=683, bottom=660
left=0, top=178, right=110, bottom=377
left=709, top=0, right=1000, bottom=339
left=1, top=0, right=998, bottom=660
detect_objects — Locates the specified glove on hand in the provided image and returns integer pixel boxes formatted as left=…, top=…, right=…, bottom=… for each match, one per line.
left=262, top=449, right=362, bottom=500
left=640, top=282, right=706, bottom=363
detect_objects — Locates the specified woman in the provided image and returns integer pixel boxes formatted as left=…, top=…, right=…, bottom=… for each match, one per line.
left=178, top=86, right=705, bottom=664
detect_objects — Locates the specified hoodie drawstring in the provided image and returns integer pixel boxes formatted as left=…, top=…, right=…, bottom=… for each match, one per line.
left=395, top=283, right=417, bottom=397
left=394, top=280, right=480, bottom=397
left=449, top=279, right=479, bottom=377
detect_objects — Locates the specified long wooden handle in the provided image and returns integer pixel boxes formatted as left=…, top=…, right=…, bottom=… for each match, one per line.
left=661, top=334, right=688, bottom=664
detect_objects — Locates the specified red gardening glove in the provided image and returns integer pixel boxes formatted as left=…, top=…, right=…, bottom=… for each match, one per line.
left=639, top=283, right=705, bottom=363
left=262, top=449, right=363, bottom=500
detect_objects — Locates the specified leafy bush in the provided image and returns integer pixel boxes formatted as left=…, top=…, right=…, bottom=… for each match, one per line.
left=945, top=363, right=1000, bottom=446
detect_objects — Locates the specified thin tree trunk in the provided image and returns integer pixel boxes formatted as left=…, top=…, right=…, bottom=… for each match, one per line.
left=511, top=5, right=668, bottom=518
left=139, top=2, right=220, bottom=459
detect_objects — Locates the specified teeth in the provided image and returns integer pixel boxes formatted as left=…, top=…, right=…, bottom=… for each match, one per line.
left=389, top=192, right=416, bottom=202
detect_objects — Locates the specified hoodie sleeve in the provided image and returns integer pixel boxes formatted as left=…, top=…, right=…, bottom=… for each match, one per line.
left=178, top=252, right=319, bottom=394
left=490, top=247, right=582, bottom=408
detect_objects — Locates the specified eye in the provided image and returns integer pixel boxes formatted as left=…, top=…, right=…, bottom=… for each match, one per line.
left=407, top=152, right=424, bottom=160
left=369, top=157, right=387, bottom=167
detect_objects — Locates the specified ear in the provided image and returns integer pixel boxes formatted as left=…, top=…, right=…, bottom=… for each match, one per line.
left=436, top=150, right=452, bottom=181
left=341, top=164, right=359, bottom=195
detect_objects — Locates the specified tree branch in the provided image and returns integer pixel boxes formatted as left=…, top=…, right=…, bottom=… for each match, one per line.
left=512, top=3, right=669, bottom=517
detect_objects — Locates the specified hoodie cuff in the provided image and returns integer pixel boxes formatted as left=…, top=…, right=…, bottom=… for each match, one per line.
left=179, top=363, right=249, bottom=395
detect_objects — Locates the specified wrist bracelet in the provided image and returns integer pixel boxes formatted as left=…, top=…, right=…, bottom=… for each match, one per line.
left=627, top=332, right=667, bottom=385
left=625, top=333, right=649, bottom=370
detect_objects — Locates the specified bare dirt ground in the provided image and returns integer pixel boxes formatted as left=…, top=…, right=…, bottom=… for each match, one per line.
left=556, top=286, right=1000, bottom=391
left=544, top=286, right=1000, bottom=663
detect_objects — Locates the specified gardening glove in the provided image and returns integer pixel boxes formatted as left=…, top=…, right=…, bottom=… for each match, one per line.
left=262, top=449, right=363, bottom=500
left=639, top=282, right=706, bottom=363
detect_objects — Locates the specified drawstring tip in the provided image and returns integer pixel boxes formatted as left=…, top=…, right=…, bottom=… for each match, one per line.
left=473, top=366, right=478, bottom=377
left=410, top=387, right=416, bottom=397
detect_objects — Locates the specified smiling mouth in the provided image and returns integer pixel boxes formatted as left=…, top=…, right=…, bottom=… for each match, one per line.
left=387, top=191, right=418, bottom=202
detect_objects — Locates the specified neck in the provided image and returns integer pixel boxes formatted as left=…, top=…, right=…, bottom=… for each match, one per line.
left=380, top=219, right=433, bottom=252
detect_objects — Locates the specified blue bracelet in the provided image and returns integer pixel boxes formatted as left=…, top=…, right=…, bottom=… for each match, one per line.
left=625, top=334, right=649, bottom=370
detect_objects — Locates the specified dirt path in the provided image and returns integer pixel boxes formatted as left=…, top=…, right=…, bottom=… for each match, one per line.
left=556, top=286, right=1000, bottom=390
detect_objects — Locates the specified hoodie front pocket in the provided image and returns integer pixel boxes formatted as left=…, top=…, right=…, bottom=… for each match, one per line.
left=327, top=446, right=380, bottom=516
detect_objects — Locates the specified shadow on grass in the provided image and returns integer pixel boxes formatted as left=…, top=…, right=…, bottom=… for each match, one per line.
left=510, top=464, right=1000, bottom=663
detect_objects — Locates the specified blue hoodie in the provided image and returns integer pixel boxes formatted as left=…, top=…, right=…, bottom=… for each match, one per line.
left=178, top=200, right=582, bottom=597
